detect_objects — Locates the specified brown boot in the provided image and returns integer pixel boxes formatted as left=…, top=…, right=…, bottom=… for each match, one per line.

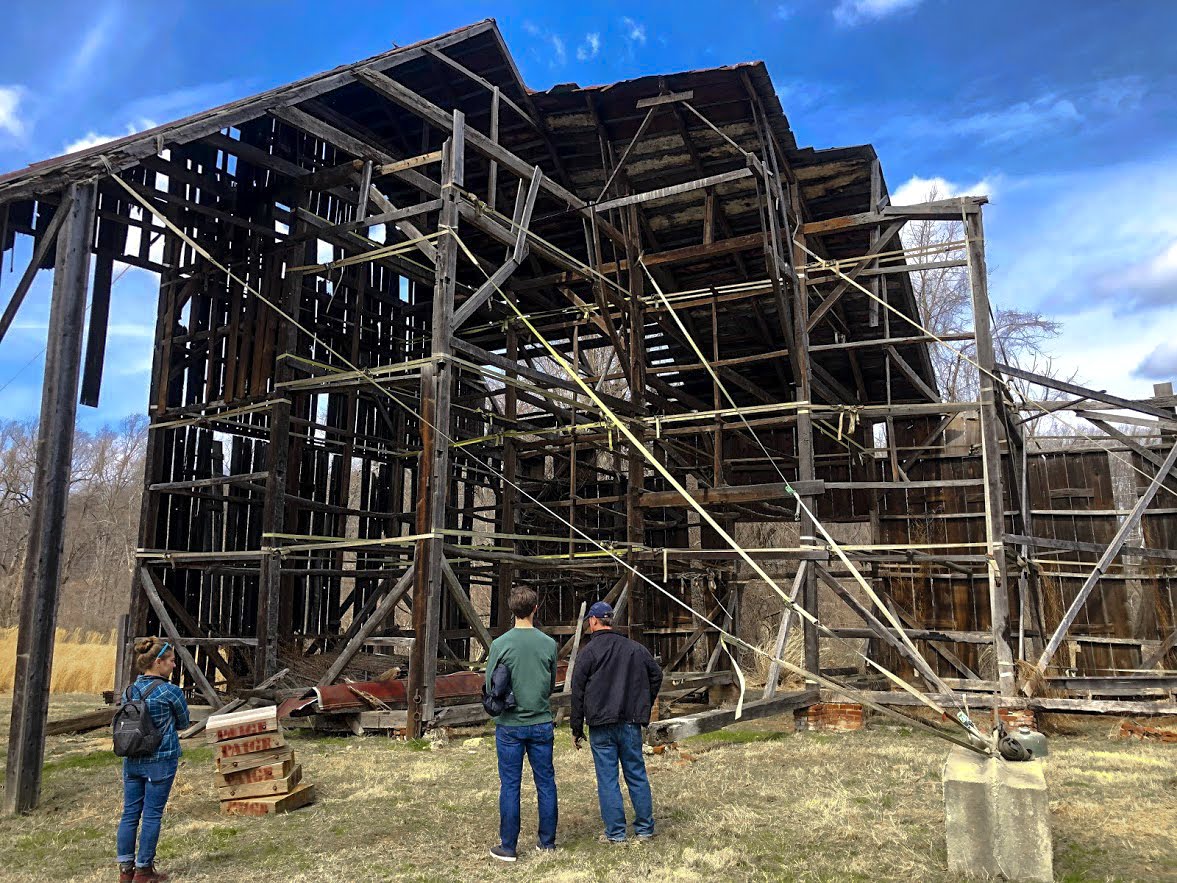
left=132, top=867, right=169, bottom=883
left=119, top=864, right=135, bottom=883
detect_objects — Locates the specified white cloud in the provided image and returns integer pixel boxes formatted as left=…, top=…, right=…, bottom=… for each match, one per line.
left=890, top=174, right=996, bottom=206
left=63, top=117, right=156, bottom=156
left=0, top=85, right=27, bottom=138
left=948, top=95, right=1082, bottom=143
left=1119, top=239, right=1177, bottom=298
left=522, top=20, right=567, bottom=67
left=65, top=7, right=119, bottom=86
left=621, top=16, right=647, bottom=45
left=1135, top=340, right=1177, bottom=380
left=886, top=78, right=1149, bottom=147
left=774, top=4, right=794, bottom=20
left=834, top=0, right=923, bottom=26
left=576, top=32, right=601, bottom=61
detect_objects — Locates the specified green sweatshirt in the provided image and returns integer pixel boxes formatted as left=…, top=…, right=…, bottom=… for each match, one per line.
left=484, top=626, right=558, bottom=726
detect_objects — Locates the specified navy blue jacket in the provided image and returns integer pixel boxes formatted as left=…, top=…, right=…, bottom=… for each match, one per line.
left=570, top=629, right=662, bottom=740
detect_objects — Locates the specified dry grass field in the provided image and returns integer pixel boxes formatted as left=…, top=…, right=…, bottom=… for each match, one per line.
left=0, top=694, right=1173, bottom=882
left=0, top=629, right=116, bottom=694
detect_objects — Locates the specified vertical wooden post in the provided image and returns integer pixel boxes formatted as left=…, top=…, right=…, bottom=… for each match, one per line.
left=4, top=181, right=96, bottom=814
left=966, top=209, right=1016, bottom=697
left=789, top=185, right=820, bottom=684
left=623, top=203, right=647, bottom=645
left=494, top=326, right=518, bottom=628
left=488, top=87, right=500, bottom=212
left=408, top=111, right=464, bottom=737
left=256, top=210, right=308, bottom=680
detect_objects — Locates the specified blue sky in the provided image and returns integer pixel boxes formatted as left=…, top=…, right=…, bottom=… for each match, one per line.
left=1, top=0, right=1175, bottom=428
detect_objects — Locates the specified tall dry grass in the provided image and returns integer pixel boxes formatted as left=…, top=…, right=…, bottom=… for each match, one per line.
left=0, top=627, right=116, bottom=694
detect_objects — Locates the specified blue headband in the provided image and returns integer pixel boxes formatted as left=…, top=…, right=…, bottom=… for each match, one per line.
left=156, top=642, right=171, bottom=659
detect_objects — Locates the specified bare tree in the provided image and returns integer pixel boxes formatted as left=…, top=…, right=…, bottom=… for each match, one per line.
left=903, top=185, right=1070, bottom=419
left=0, top=415, right=147, bottom=632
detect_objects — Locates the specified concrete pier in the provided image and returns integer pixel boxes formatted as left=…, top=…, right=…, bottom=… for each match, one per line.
left=943, top=745, right=1053, bottom=882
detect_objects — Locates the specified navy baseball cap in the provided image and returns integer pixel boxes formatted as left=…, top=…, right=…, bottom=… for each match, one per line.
left=585, top=601, right=613, bottom=620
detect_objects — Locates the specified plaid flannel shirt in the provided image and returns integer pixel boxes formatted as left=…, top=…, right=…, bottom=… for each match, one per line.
left=126, top=675, right=190, bottom=764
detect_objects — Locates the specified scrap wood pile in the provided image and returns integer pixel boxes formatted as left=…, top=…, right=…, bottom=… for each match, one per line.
left=208, top=706, right=316, bottom=815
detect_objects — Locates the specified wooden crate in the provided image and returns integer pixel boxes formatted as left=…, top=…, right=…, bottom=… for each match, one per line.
left=206, top=706, right=280, bottom=744
left=217, top=764, right=302, bottom=800
left=213, top=731, right=287, bottom=761
left=214, top=745, right=293, bottom=775
left=220, top=782, right=316, bottom=816
left=215, top=754, right=297, bottom=788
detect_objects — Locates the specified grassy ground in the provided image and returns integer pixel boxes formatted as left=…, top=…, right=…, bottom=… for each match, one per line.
left=0, top=695, right=1173, bottom=882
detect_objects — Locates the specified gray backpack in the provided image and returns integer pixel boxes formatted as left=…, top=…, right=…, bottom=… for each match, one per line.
left=112, top=679, right=167, bottom=758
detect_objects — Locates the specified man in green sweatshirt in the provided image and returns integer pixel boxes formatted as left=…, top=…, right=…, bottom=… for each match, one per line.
left=484, top=585, right=558, bottom=862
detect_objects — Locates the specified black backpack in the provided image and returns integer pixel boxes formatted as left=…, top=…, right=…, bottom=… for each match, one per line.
left=112, top=678, right=167, bottom=758
left=481, top=662, right=517, bottom=717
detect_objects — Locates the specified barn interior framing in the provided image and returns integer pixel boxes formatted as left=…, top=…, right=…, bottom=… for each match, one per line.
left=2, top=19, right=1174, bottom=813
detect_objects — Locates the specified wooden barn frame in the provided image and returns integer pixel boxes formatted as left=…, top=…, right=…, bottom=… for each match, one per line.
left=2, top=20, right=1173, bottom=812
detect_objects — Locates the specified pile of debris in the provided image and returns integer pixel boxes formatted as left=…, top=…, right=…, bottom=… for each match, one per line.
left=208, top=706, right=316, bottom=815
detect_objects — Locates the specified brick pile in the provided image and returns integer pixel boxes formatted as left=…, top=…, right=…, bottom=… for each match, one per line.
left=796, top=702, right=864, bottom=732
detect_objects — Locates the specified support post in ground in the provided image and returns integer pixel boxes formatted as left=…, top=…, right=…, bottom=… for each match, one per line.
left=408, top=112, right=464, bottom=737
left=4, top=181, right=97, bottom=814
left=966, top=208, right=1016, bottom=697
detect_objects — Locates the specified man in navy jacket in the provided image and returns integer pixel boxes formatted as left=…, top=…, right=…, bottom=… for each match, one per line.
left=570, top=601, right=663, bottom=843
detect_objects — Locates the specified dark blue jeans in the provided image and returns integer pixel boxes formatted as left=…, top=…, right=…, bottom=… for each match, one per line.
left=495, top=722, right=558, bottom=853
left=589, top=722, right=654, bottom=841
left=116, top=757, right=178, bottom=867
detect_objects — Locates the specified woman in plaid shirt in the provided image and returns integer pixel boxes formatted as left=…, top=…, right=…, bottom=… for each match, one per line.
left=116, top=638, right=190, bottom=883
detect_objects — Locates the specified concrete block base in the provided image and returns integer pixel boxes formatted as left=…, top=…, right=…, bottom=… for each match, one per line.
left=943, top=746, right=1053, bottom=882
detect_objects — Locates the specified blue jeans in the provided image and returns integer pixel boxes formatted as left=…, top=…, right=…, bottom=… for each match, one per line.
left=116, top=757, right=178, bottom=867
left=495, top=722, right=558, bottom=853
left=589, top=722, right=654, bottom=841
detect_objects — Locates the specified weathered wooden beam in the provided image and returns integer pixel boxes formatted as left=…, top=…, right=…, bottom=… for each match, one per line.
left=885, top=344, right=940, bottom=403
left=636, top=90, right=694, bottom=109
left=1029, top=438, right=1177, bottom=686
left=408, top=115, right=464, bottom=737
left=449, top=167, right=541, bottom=328
left=999, top=363, right=1176, bottom=421
left=639, top=480, right=825, bottom=509
left=78, top=250, right=114, bottom=407
left=0, top=195, right=73, bottom=345
left=4, top=183, right=96, bottom=814
left=799, top=197, right=986, bottom=236
left=647, top=690, right=818, bottom=744
left=422, top=46, right=536, bottom=129
left=593, top=168, right=753, bottom=213
left=967, top=210, right=1015, bottom=698
left=805, top=221, right=903, bottom=332
left=763, top=564, right=808, bottom=700
left=1141, top=629, right=1177, bottom=671
left=138, top=569, right=223, bottom=709
left=354, top=67, right=628, bottom=248
left=0, top=20, right=500, bottom=205
left=441, top=561, right=492, bottom=651
left=319, top=566, right=415, bottom=686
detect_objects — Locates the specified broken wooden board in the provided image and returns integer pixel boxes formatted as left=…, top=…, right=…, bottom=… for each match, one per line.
left=206, top=705, right=280, bottom=744
left=215, top=754, right=298, bottom=788
left=214, top=745, right=293, bottom=774
left=220, top=782, right=315, bottom=816
left=646, top=689, right=818, bottom=744
left=212, top=731, right=287, bottom=761
left=44, top=707, right=116, bottom=736
left=217, top=764, right=302, bottom=800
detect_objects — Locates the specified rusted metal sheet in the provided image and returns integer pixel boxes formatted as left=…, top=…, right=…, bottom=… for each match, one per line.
left=279, top=662, right=568, bottom=718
